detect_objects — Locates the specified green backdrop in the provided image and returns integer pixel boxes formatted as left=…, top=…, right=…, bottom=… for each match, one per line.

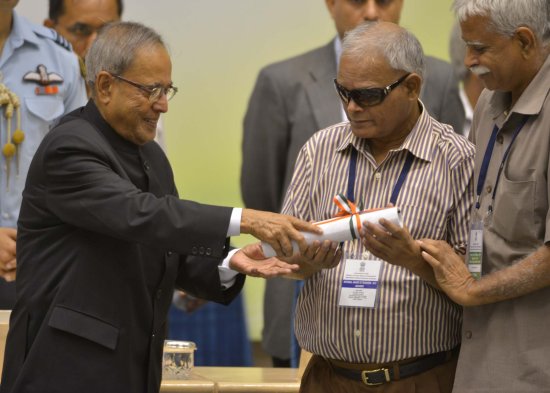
left=162, top=0, right=456, bottom=340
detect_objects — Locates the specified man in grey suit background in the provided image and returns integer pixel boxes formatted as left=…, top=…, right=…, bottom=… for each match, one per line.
left=241, top=0, right=464, bottom=367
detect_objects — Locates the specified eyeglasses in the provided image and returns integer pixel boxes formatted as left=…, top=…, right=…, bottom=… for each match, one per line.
left=67, top=22, right=102, bottom=38
left=334, top=73, right=410, bottom=107
left=111, top=74, right=178, bottom=103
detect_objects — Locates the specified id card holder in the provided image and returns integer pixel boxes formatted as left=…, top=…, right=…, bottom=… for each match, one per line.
left=338, top=252, right=383, bottom=308
left=467, top=214, right=484, bottom=280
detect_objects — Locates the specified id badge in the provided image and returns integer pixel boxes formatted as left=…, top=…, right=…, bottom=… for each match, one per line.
left=467, top=214, right=484, bottom=280
left=338, top=254, right=382, bottom=308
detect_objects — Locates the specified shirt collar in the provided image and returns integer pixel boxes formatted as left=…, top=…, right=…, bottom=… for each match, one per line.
left=459, top=85, right=474, bottom=123
left=335, top=101, right=435, bottom=163
left=488, top=54, right=550, bottom=119
left=333, top=36, right=343, bottom=69
left=10, top=11, right=41, bottom=49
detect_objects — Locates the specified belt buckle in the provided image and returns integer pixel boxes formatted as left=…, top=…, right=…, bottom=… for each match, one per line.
left=361, top=368, right=390, bottom=386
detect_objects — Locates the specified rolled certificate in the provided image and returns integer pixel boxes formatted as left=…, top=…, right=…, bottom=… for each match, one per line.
left=261, top=206, right=403, bottom=258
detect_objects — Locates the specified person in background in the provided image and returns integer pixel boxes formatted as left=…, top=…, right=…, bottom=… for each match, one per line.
left=449, top=22, right=484, bottom=137
left=420, top=0, right=550, bottom=392
left=44, top=0, right=122, bottom=60
left=0, top=0, right=87, bottom=308
left=0, top=21, right=336, bottom=393
left=284, top=20, right=474, bottom=392
left=242, top=0, right=465, bottom=368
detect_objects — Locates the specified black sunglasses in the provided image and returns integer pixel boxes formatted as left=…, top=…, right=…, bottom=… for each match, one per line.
left=334, top=73, right=410, bottom=107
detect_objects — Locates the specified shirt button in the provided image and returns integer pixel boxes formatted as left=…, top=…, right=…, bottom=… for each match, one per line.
left=496, top=135, right=504, bottom=144
left=374, top=173, right=381, bottom=180
left=465, top=331, right=472, bottom=339
left=166, top=251, right=173, bottom=256
left=143, top=161, right=150, bottom=171
left=354, top=330, right=361, bottom=338
left=486, top=185, right=492, bottom=193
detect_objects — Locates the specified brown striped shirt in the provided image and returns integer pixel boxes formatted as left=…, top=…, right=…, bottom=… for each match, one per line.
left=283, top=105, right=475, bottom=363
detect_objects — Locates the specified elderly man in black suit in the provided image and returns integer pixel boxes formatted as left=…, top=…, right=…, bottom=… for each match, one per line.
left=0, top=21, right=336, bottom=393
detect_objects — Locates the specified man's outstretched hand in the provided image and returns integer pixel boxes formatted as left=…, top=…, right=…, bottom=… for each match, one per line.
left=229, top=243, right=300, bottom=278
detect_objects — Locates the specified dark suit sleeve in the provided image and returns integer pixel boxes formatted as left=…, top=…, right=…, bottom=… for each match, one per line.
left=175, top=251, right=246, bottom=305
left=37, top=127, right=231, bottom=258
left=241, top=67, right=289, bottom=213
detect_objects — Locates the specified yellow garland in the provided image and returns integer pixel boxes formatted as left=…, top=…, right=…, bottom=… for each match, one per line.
left=0, top=82, right=25, bottom=190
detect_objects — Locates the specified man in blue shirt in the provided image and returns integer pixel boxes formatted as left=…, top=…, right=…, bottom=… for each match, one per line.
left=0, top=0, right=87, bottom=308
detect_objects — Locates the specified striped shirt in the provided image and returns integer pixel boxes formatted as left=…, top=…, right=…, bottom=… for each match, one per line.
left=283, top=105, right=475, bottom=363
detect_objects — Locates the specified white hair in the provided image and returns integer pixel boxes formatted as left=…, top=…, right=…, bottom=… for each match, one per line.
left=86, top=22, right=166, bottom=87
left=453, top=0, right=550, bottom=44
left=342, top=21, right=425, bottom=78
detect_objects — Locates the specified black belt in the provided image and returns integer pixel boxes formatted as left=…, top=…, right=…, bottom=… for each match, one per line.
left=329, top=347, right=459, bottom=386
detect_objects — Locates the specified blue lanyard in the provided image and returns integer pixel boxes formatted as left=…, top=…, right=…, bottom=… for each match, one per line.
left=347, top=147, right=414, bottom=205
left=475, top=115, right=529, bottom=211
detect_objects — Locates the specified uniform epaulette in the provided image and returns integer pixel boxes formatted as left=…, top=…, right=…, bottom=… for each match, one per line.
left=33, top=25, right=73, bottom=52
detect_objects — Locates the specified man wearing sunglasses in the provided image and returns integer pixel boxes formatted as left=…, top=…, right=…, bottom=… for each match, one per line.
left=0, top=22, right=336, bottom=393
left=284, top=21, right=474, bottom=392
left=242, top=0, right=464, bottom=369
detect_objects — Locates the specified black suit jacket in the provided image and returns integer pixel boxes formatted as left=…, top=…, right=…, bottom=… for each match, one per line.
left=0, top=101, right=244, bottom=393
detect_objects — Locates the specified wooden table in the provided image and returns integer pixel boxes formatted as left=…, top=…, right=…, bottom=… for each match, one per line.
left=0, top=311, right=11, bottom=380
left=161, top=366, right=301, bottom=393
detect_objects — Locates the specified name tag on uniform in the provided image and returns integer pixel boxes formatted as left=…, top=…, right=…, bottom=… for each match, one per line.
left=338, top=257, right=382, bottom=308
left=467, top=218, right=483, bottom=280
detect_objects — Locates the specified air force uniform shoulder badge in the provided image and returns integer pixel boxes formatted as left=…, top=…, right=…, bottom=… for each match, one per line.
left=32, top=25, right=72, bottom=52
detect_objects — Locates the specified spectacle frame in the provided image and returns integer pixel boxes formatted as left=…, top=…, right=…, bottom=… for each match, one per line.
left=111, top=73, right=178, bottom=103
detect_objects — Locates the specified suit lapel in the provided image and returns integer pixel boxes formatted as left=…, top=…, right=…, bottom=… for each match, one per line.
left=304, top=41, right=343, bottom=130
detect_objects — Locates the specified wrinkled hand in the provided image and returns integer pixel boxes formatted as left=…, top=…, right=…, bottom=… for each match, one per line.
left=172, top=290, right=208, bottom=313
left=418, top=239, right=477, bottom=305
left=360, top=218, right=422, bottom=269
left=240, top=209, right=322, bottom=258
left=229, top=243, right=300, bottom=278
left=0, top=227, right=16, bottom=282
left=282, top=240, right=342, bottom=279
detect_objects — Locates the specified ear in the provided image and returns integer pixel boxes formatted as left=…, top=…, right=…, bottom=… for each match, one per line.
left=43, top=19, right=55, bottom=29
left=95, top=71, right=114, bottom=105
left=403, top=73, right=422, bottom=100
left=514, top=27, right=537, bottom=58
left=325, top=0, right=336, bottom=18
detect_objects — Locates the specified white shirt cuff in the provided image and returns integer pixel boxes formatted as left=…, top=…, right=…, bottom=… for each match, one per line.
left=218, top=248, right=240, bottom=289
left=227, top=208, right=242, bottom=237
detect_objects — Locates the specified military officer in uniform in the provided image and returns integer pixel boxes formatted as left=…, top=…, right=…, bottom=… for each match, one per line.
left=0, top=0, right=87, bottom=308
